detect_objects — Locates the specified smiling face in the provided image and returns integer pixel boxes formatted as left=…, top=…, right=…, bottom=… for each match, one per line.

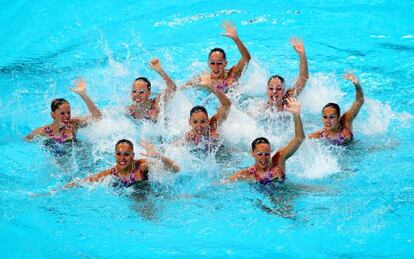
left=114, top=142, right=135, bottom=171
left=267, top=78, right=285, bottom=104
left=51, top=103, right=71, bottom=126
left=131, top=80, right=151, bottom=103
left=251, top=143, right=272, bottom=170
left=189, top=111, right=210, bottom=137
left=208, top=51, right=228, bottom=80
left=322, top=106, right=340, bottom=131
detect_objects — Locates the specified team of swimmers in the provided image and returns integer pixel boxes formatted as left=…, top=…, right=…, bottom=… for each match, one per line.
left=25, top=22, right=364, bottom=188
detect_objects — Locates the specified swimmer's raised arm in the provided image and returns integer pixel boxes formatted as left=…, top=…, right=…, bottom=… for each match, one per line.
left=139, top=140, right=180, bottom=173
left=200, top=83, right=232, bottom=125
left=70, top=78, right=102, bottom=127
left=221, top=21, right=251, bottom=80
left=275, top=98, right=305, bottom=164
left=287, top=38, right=308, bottom=98
left=149, top=58, right=177, bottom=101
left=341, top=72, right=364, bottom=128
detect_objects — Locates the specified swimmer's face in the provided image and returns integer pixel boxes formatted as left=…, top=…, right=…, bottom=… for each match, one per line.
left=189, top=111, right=210, bottom=136
left=208, top=51, right=228, bottom=79
left=51, top=103, right=71, bottom=126
left=131, top=80, right=151, bottom=103
left=267, top=78, right=285, bottom=103
left=322, top=107, right=340, bottom=131
left=252, top=143, right=272, bottom=170
left=114, top=142, right=135, bottom=170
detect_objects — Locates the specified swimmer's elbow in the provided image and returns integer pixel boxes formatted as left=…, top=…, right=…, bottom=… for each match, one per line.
left=244, top=53, right=251, bottom=63
left=359, top=95, right=365, bottom=105
left=172, top=164, right=180, bottom=173
left=296, top=136, right=305, bottom=145
left=224, top=100, right=232, bottom=109
left=93, top=111, right=103, bottom=120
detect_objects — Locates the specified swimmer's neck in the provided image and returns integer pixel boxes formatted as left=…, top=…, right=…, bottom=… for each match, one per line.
left=268, top=99, right=284, bottom=111
left=132, top=99, right=153, bottom=110
left=51, top=121, right=67, bottom=130
left=209, top=69, right=228, bottom=81
left=192, top=130, right=210, bottom=139
left=253, top=163, right=272, bottom=172
left=325, top=124, right=343, bottom=134
left=116, top=164, right=134, bottom=176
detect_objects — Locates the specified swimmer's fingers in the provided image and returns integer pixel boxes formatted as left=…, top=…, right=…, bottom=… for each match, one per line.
left=140, top=152, right=160, bottom=159
left=220, top=21, right=238, bottom=39
left=290, top=37, right=305, bottom=54
left=343, top=71, right=359, bottom=84
left=139, top=140, right=159, bottom=158
left=284, top=97, right=301, bottom=114
left=149, top=58, right=162, bottom=72
left=70, top=78, right=86, bottom=95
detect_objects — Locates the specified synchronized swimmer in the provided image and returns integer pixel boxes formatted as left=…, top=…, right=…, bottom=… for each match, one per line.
left=127, top=58, right=177, bottom=122
left=265, top=38, right=308, bottom=112
left=65, top=139, right=179, bottom=189
left=25, top=79, right=102, bottom=143
left=26, top=21, right=365, bottom=191
left=184, top=21, right=251, bottom=92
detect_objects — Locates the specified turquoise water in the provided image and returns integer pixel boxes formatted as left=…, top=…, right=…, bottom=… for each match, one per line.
left=1, top=0, right=414, bottom=257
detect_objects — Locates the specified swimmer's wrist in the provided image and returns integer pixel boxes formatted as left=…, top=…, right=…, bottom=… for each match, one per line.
left=153, top=152, right=162, bottom=159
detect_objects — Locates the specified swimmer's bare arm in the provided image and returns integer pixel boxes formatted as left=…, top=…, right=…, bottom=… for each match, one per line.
left=70, top=78, right=102, bottom=127
left=204, top=84, right=232, bottom=125
left=221, top=21, right=251, bottom=80
left=223, top=168, right=252, bottom=183
left=341, top=72, right=364, bottom=128
left=288, top=38, right=309, bottom=97
left=140, top=140, right=180, bottom=173
left=149, top=58, right=177, bottom=101
left=25, top=126, right=47, bottom=141
left=276, top=98, right=305, bottom=163
left=65, top=170, right=112, bottom=188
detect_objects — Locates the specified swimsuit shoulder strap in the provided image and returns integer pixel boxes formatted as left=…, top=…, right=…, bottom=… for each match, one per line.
left=43, top=125, right=53, bottom=136
left=110, top=167, right=118, bottom=176
left=320, top=129, right=328, bottom=138
left=248, top=166, right=256, bottom=175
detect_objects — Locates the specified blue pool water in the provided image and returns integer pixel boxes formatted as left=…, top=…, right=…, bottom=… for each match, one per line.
left=1, top=0, right=414, bottom=257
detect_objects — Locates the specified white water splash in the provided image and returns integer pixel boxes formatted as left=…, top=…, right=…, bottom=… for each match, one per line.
left=294, top=140, right=340, bottom=179
left=357, top=98, right=413, bottom=135
left=301, top=73, right=345, bottom=114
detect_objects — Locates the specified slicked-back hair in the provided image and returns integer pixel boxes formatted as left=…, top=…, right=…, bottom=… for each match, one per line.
left=251, top=137, right=270, bottom=151
left=115, top=139, right=134, bottom=150
left=208, top=48, right=227, bottom=60
left=51, top=98, right=69, bottom=112
left=190, top=105, right=208, bottom=117
left=134, top=77, right=151, bottom=90
left=267, top=75, right=285, bottom=85
left=322, top=103, right=341, bottom=117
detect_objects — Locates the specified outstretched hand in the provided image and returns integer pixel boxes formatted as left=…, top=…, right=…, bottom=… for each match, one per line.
left=140, top=140, right=160, bottom=158
left=70, top=78, right=86, bottom=96
left=149, top=58, right=163, bottom=73
left=343, top=71, right=359, bottom=85
left=221, top=21, right=239, bottom=40
left=290, top=37, right=305, bottom=55
left=284, top=98, right=301, bottom=115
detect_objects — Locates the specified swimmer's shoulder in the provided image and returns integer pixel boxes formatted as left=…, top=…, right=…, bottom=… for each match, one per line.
left=308, top=130, right=323, bottom=139
left=25, top=125, right=49, bottom=141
